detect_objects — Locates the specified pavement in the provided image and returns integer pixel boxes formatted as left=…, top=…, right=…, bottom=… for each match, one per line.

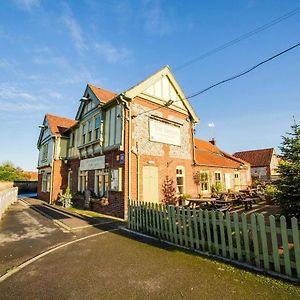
left=1, top=199, right=300, bottom=299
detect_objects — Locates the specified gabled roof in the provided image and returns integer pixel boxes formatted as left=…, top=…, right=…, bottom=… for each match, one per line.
left=124, top=65, right=199, bottom=123
left=194, top=139, right=248, bottom=169
left=87, top=84, right=117, bottom=103
left=233, top=148, right=274, bottom=167
left=46, top=113, right=77, bottom=136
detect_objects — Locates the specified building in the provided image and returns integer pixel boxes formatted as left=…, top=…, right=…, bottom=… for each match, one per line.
left=37, top=66, right=200, bottom=218
left=193, top=139, right=251, bottom=196
left=233, top=148, right=280, bottom=182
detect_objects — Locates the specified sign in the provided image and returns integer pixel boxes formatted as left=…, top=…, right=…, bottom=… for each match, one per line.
left=149, top=119, right=181, bottom=146
left=80, top=156, right=105, bottom=171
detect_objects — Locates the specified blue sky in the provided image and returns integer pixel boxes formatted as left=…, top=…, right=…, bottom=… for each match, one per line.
left=0, top=0, right=299, bottom=171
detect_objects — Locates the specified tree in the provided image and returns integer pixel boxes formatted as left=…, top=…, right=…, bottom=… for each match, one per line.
left=275, top=121, right=300, bottom=219
left=161, top=176, right=177, bottom=205
left=0, top=161, right=30, bottom=181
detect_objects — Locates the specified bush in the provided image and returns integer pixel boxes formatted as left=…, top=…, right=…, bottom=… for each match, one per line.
left=59, top=187, right=73, bottom=208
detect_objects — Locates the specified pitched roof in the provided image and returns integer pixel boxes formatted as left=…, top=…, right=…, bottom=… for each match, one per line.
left=87, top=84, right=117, bottom=103
left=233, top=148, right=274, bottom=167
left=194, top=139, right=247, bottom=168
left=46, top=113, right=77, bottom=136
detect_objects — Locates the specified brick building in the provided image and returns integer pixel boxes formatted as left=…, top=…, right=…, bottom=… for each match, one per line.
left=193, top=139, right=251, bottom=196
left=37, top=66, right=251, bottom=219
left=233, top=148, right=280, bottom=182
left=37, top=66, right=200, bottom=218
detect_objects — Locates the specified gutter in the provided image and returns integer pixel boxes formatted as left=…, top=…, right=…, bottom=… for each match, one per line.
left=49, top=136, right=56, bottom=205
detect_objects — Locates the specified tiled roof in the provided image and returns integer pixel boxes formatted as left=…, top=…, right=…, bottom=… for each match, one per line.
left=46, top=113, right=77, bottom=136
left=88, top=84, right=117, bottom=103
left=194, top=139, right=246, bottom=168
left=233, top=148, right=274, bottom=167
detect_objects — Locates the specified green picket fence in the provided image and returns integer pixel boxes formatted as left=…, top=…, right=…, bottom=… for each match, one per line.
left=128, top=200, right=300, bottom=281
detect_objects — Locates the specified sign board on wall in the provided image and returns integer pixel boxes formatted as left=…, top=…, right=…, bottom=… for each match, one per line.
left=149, top=119, right=181, bottom=146
left=80, top=156, right=105, bottom=171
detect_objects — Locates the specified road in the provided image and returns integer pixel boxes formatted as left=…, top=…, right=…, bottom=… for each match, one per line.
left=0, top=201, right=300, bottom=299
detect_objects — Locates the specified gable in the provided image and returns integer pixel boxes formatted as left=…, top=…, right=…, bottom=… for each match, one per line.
left=37, top=117, right=52, bottom=148
left=141, top=75, right=187, bottom=112
left=75, top=85, right=102, bottom=120
left=124, top=66, right=199, bottom=123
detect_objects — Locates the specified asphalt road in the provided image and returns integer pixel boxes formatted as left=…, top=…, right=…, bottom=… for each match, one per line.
left=1, top=201, right=300, bottom=299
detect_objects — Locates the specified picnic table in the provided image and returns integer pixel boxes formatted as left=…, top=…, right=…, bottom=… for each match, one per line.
left=185, top=198, right=231, bottom=212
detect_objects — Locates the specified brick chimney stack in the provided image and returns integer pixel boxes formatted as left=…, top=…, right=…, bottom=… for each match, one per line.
left=209, top=138, right=216, bottom=145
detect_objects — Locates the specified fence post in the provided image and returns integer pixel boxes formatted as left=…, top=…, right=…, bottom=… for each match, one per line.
left=226, top=212, right=234, bottom=259
left=258, top=214, right=269, bottom=270
left=218, top=211, right=227, bottom=257
left=199, top=209, right=205, bottom=251
left=170, top=205, right=177, bottom=244
left=187, top=208, right=194, bottom=249
left=211, top=211, right=219, bottom=255
left=269, top=215, right=280, bottom=273
left=128, top=199, right=131, bottom=229
left=192, top=208, right=200, bottom=250
left=176, top=207, right=183, bottom=246
left=241, top=214, right=250, bottom=263
left=251, top=213, right=260, bottom=267
left=291, top=217, right=300, bottom=280
left=280, top=215, right=292, bottom=277
left=233, top=212, right=242, bottom=261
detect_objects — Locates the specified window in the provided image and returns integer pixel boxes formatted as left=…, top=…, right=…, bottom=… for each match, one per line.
left=95, top=116, right=100, bottom=140
left=82, top=124, right=87, bottom=145
left=110, top=168, right=122, bottom=191
left=42, top=143, right=48, bottom=161
left=200, top=171, right=209, bottom=192
left=215, top=172, right=222, bottom=184
left=68, top=170, right=73, bottom=190
left=176, top=167, right=185, bottom=194
left=78, top=171, right=88, bottom=192
left=104, top=105, right=122, bottom=148
left=94, top=170, right=109, bottom=197
left=88, top=120, right=92, bottom=142
left=42, top=173, right=51, bottom=192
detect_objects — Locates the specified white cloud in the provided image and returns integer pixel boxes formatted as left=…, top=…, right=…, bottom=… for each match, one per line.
left=0, top=84, right=50, bottom=113
left=48, top=91, right=62, bottom=99
left=208, top=122, right=215, bottom=128
left=0, top=84, right=37, bottom=101
left=94, top=42, right=133, bottom=64
left=61, top=10, right=86, bottom=51
left=142, top=0, right=175, bottom=36
left=14, top=0, right=40, bottom=12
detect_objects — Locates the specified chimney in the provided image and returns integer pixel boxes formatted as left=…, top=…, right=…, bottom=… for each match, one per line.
left=209, top=138, right=216, bottom=145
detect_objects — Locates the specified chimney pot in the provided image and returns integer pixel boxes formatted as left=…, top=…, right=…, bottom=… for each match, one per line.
left=209, top=138, right=216, bottom=145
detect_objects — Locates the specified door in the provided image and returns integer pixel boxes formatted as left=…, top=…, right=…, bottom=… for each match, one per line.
left=234, top=173, right=240, bottom=191
left=225, top=173, right=232, bottom=191
left=142, top=166, right=158, bottom=203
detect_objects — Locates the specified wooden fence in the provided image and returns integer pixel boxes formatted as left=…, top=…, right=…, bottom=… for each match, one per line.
left=128, top=201, right=300, bottom=281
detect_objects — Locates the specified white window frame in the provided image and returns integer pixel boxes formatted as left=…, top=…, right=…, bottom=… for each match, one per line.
left=200, top=170, right=209, bottom=193
left=176, top=166, right=185, bottom=195
left=94, top=170, right=109, bottom=197
left=78, top=171, right=88, bottom=192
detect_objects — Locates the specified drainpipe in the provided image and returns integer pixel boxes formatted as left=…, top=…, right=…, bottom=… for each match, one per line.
left=119, top=94, right=132, bottom=215
left=191, top=123, right=197, bottom=165
left=49, top=136, right=56, bottom=205
left=132, top=141, right=140, bottom=201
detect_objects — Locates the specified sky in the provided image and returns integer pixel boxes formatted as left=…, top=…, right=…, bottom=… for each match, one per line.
left=0, top=0, right=299, bottom=171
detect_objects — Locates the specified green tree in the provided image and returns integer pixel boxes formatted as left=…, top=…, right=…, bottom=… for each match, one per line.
left=275, top=122, right=300, bottom=219
left=0, top=161, right=30, bottom=181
